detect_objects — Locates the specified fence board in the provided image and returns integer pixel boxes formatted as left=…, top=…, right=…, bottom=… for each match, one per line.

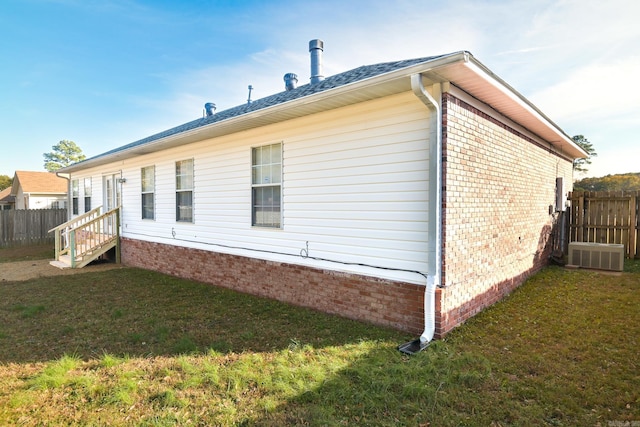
left=0, top=209, right=68, bottom=247
left=568, top=191, right=640, bottom=259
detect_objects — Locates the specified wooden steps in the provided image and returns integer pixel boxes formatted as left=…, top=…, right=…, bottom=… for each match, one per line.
left=49, top=206, right=121, bottom=269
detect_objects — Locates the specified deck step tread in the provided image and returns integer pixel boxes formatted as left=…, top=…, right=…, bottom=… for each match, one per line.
left=50, top=260, right=71, bottom=269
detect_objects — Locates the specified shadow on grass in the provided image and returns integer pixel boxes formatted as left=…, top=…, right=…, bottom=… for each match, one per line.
left=252, top=343, right=495, bottom=427
left=247, top=265, right=640, bottom=426
left=624, top=257, right=640, bottom=273
left=0, top=268, right=410, bottom=364
left=1, top=265, right=638, bottom=425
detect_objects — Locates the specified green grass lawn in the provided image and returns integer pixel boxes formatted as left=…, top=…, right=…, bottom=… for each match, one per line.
left=0, top=243, right=54, bottom=263
left=0, top=248, right=638, bottom=426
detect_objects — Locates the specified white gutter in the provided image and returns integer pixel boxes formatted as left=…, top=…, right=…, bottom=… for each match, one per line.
left=399, top=73, right=442, bottom=354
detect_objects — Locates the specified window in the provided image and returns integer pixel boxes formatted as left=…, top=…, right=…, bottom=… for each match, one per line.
left=71, top=179, right=79, bottom=215
left=176, top=159, right=193, bottom=222
left=141, top=166, right=155, bottom=220
left=251, top=142, right=282, bottom=228
left=84, top=178, right=92, bottom=212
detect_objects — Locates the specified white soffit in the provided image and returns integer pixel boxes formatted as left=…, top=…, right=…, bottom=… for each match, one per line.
left=434, top=59, right=586, bottom=159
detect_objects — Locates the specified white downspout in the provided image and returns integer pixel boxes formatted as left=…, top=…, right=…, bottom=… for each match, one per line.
left=55, top=172, right=71, bottom=220
left=411, top=73, right=443, bottom=346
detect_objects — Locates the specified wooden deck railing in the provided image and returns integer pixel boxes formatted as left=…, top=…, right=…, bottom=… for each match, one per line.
left=49, top=206, right=121, bottom=268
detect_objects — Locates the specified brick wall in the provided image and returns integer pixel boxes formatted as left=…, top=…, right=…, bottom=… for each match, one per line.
left=438, top=92, right=574, bottom=336
left=121, top=238, right=425, bottom=334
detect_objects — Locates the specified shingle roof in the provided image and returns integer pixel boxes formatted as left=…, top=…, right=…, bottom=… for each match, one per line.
left=0, top=187, right=14, bottom=203
left=95, top=55, right=449, bottom=159
left=13, top=171, right=67, bottom=194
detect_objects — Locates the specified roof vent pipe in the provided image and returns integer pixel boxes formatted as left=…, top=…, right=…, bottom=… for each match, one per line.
left=284, top=73, right=298, bottom=91
left=204, top=102, right=216, bottom=117
left=309, top=39, right=324, bottom=84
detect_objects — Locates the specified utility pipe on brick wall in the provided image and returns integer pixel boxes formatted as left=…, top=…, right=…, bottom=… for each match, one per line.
left=399, top=74, right=442, bottom=354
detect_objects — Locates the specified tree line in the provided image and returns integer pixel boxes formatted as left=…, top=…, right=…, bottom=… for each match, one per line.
left=573, top=173, right=640, bottom=192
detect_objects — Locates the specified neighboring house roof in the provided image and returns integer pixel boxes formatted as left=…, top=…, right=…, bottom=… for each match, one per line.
left=11, top=171, right=68, bottom=195
left=0, top=187, right=14, bottom=204
left=61, top=50, right=587, bottom=173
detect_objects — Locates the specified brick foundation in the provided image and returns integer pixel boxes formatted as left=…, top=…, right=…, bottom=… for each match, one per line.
left=121, top=238, right=425, bottom=334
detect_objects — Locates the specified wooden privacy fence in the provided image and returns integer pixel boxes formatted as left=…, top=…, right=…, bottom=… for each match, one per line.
left=567, top=191, right=640, bottom=258
left=0, top=209, right=68, bottom=247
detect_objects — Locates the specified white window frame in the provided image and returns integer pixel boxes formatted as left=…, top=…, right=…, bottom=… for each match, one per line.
left=71, top=179, right=79, bottom=215
left=83, top=178, right=92, bottom=213
left=176, top=159, right=194, bottom=223
left=251, top=142, right=282, bottom=228
left=141, top=166, right=155, bottom=220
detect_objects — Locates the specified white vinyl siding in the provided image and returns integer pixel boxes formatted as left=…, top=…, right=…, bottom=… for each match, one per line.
left=68, top=92, right=432, bottom=284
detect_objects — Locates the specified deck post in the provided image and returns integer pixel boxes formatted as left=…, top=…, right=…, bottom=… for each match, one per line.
left=115, top=207, right=121, bottom=264
left=70, top=229, right=76, bottom=268
left=54, top=228, right=60, bottom=261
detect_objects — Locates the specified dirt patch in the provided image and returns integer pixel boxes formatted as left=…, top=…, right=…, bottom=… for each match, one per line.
left=1, top=259, right=123, bottom=282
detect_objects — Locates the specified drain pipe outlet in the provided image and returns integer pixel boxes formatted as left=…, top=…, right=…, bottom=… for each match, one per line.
left=399, top=74, right=442, bottom=354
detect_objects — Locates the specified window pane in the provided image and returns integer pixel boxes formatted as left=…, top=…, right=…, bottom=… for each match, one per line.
left=176, top=191, right=193, bottom=222
left=142, top=193, right=154, bottom=220
left=177, top=172, right=193, bottom=190
left=176, top=160, right=193, bottom=190
left=253, top=147, right=262, bottom=165
left=261, top=165, right=271, bottom=184
left=271, top=144, right=281, bottom=163
left=252, top=165, right=258, bottom=185
left=270, top=164, right=281, bottom=184
left=142, top=166, right=154, bottom=192
left=252, top=186, right=281, bottom=227
left=84, top=178, right=92, bottom=196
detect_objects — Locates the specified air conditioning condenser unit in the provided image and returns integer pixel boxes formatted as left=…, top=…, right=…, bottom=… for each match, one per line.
left=568, top=242, right=624, bottom=272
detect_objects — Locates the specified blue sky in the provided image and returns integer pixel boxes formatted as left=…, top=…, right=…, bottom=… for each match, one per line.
left=1, top=0, right=638, bottom=178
